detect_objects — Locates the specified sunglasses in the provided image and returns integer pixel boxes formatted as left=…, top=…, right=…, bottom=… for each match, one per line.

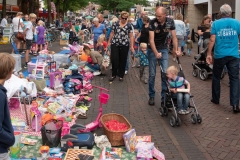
left=121, top=17, right=128, bottom=20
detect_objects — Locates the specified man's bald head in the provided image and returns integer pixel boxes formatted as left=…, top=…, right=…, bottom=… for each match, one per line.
left=97, top=14, right=104, bottom=23
left=155, top=7, right=167, bottom=23
left=156, top=7, right=167, bottom=15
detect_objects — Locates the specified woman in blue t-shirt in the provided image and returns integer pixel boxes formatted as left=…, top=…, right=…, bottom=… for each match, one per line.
left=92, top=17, right=106, bottom=50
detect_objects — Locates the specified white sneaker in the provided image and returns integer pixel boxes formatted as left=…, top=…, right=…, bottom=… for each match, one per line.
left=93, top=71, right=101, bottom=76
left=125, top=71, right=128, bottom=75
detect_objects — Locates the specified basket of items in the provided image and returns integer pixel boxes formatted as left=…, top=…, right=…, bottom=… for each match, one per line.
left=100, top=113, right=132, bottom=146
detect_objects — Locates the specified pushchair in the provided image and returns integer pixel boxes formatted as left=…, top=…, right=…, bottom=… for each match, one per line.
left=192, top=39, right=225, bottom=81
left=159, top=57, right=202, bottom=127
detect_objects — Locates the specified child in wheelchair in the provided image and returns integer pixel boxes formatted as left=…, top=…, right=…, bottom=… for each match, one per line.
left=166, top=65, right=191, bottom=115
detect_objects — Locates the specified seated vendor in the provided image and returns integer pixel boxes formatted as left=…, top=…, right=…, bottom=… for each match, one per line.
left=83, top=44, right=106, bottom=76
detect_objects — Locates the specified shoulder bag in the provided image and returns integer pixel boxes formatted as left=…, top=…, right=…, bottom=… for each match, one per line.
left=15, top=18, right=25, bottom=41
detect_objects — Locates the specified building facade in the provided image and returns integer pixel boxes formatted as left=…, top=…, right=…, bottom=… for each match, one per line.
left=186, top=0, right=240, bottom=33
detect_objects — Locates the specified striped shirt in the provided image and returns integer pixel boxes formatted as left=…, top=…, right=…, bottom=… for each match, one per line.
left=168, top=76, right=189, bottom=89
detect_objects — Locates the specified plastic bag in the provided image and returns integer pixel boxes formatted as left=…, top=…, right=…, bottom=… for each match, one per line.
left=41, top=119, right=63, bottom=147
left=94, top=133, right=111, bottom=149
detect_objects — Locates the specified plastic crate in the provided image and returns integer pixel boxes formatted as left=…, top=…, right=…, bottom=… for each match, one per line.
left=3, top=27, right=13, bottom=35
left=53, top=54, right=70, bottom=68
left=11, top=54, right=22, bottom=72
left=27, top=62, right=36, bottom=74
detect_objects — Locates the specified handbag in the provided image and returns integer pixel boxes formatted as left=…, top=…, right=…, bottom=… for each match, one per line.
left=15, top=19, right=25, bottom=41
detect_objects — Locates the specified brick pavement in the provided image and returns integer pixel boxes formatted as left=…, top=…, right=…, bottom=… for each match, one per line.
left=3, top=41, right=240, bottom=159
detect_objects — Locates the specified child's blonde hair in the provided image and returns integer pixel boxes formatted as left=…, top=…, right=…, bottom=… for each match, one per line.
left=29, top=13, right=37, bottom=19
left=38, top=20, right=44, bottom=26
left=0, top=53, right=16, bottom=79
left=167, top=65, right=179, bottom=75
left=140, top=43, right=147, bottom=49
left=97, top=34, right=105, bottom=43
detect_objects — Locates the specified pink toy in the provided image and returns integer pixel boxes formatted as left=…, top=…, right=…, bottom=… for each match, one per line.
left=50, top=71, right=62, bottom=89
left=30, top=107, right=42, bottom=132
left=72, top=86, right=109, bottom=133
left=61, top=123, right=70, bottom=137
left=84, top=72, right=94, bottom=81
left=84, top=82, right=93, bottom=93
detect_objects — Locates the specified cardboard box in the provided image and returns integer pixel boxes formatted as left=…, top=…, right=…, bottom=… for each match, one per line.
left=60, top=39, right=68, bottom=45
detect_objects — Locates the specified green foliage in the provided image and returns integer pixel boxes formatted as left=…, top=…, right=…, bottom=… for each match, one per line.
left=92, top=0, right=149, bottom=13
left=44, top=0, right=89, bottom=12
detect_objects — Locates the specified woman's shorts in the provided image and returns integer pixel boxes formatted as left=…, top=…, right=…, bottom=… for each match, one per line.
left=176, top=35, right=184, bottom=48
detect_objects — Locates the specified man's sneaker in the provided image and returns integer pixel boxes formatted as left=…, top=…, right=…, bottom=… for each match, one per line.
left=144, top=80, right=148, bottom=84
left=148, top=97, right=155, bottom=106
left=184, top=110, right=190, bottom=114
left=93, top=71, right=101, bottom=76
left=125, top=71, right=128, bottom=75
left=178, top=110, right=185, bottom=115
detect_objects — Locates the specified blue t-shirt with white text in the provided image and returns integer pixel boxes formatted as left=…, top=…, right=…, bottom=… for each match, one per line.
left=211, top=18, right=240, bottom=59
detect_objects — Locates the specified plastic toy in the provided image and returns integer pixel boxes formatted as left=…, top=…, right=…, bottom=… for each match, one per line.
left=61, top=132, right=94, bottom=152
left=70, top=86, right=109, bottom=133
left=61, top=122, right=70, bottom=137
left=40, top=146, right=50, bottom=159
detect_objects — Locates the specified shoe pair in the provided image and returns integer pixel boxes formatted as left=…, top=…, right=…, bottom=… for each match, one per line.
left=178, top=110, right=189, bottom=115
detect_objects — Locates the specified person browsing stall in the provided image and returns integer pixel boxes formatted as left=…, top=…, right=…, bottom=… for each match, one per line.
left=23, top=13, right=37, bottom=68
left=0, top=53, right=16, bottom=160
left=148, top=7, right=179, bottom=106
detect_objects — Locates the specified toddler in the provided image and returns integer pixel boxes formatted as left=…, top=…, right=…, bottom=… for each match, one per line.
left=134, top=43, right=149, bottom=84
left=132, top=29, right=140, bottom=68
left=96, top=34, right=106, bottom=56
left=36, top=20, right=45, bottom=52
left=186, top=36, right=193, bottom=56
left=166, top=66, right=191, bottom=115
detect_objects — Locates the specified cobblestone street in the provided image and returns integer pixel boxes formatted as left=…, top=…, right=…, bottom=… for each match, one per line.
left=2, top=41, right=239, bottom=160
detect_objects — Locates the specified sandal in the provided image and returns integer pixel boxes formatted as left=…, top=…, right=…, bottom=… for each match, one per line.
left=119, top=78, right=123, bottom=81
left=76, top=112, right=87, bottom=119
left=109, top=76, right=116, bottom=82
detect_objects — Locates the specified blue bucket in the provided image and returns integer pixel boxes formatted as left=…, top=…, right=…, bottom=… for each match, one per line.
left=31, top=57, right=37, bottom=63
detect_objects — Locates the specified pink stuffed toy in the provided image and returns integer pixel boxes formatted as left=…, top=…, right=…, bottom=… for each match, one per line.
left=61, top=122, right=70, bottom=137
left=84, top=72, right=94, bottom=81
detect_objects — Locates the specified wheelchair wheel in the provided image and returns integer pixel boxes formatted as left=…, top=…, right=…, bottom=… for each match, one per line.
left=192, top=68, right=198, bottom=77
left=159, top=107, right=164, bottom=117
left=163, top=107, right=168, bottom=116
left=191, top=114, right=197, bottom=124
left=199, top=69, right=208, bottom=81
left=170, top=116, right=176, bottom=127
left=176, top=117, right=181, bottom=126
left=196, top=114, right=202, bottom=124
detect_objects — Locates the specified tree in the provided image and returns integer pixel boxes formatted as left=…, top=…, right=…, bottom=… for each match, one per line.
left=44, top=0, right=89, bottom=18
left=48, top=0, right=52, bottom=24
left=2, top=0, right=6, bottom=18
left=92, top=0, right=149, bottom=14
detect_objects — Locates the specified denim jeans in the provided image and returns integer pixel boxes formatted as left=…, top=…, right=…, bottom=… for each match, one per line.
left=125, top=50, right=131, bottom=71
left=86, top=63, right=100, bottom=72
left=187, top=49, right=191, bottom=55
left=177, top=92, right=190, bottom=111
left=148, top=48, right=169, bottom=101
left=212, top=56, right=239, bottom=106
